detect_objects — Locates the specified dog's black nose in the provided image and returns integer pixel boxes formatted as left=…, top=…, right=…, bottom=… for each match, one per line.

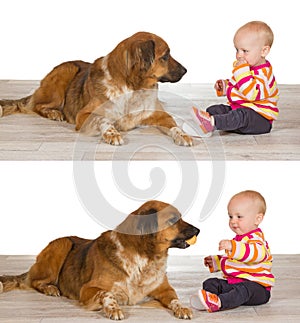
left=174, top=63, right=187, bottom=81
left=181, top=65, right=187, bottom=76
left=194, top=227, right=200, bottom=236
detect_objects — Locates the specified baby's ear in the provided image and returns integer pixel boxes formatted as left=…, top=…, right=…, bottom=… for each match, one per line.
left=255, top=213, right=264, bottom=226
left=261, top=46, right=270, bottom=58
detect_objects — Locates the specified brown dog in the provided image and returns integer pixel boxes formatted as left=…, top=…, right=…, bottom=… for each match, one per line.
left=0, top=32, right=193, bottom=146
left=0, top=200, right=199, bottom=320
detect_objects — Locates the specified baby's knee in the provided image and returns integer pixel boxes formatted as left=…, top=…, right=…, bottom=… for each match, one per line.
left=203, top=277, right=220, bottom=290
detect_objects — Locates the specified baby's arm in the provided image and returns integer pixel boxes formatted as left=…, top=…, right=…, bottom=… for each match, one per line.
left=204, top=255, right=221, bottom=273
left=231, top=62, right=269, bottom=101
left=228, top=239, right=269, bottom=263
left=204, top=239, right=234, bottom=272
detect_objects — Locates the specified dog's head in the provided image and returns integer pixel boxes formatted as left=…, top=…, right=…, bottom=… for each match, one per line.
left=116, top=200, right=199, bottom=250
left=108, top=32, right=187, bottom=88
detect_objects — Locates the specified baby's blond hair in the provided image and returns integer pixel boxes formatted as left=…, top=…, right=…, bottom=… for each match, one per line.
left=236, top=21, right=274, bottom=47
left=230, top=190, right=267, bottom=215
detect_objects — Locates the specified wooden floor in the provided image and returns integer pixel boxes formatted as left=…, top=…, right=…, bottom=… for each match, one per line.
left=0, top=255, right=299, bottom=322
left=0, top=81, right=299, bottom=160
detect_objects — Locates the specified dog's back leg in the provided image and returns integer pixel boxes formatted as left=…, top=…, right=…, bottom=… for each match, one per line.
left=0, top=62, right=82, bottom=121
left=28, top=237, right=73, bottom=296
left=30, top=62, right=83, bottom=121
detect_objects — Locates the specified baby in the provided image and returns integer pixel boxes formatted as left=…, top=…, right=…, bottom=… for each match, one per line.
left=191, top=190, right=275, bottom=312
left=191, top=21, right=279, bottom=136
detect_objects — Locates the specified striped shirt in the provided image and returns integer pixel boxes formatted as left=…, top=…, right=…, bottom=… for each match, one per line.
left=227, top=60, right=279, bottom=121
left=210, top=228, right=275, bottom=288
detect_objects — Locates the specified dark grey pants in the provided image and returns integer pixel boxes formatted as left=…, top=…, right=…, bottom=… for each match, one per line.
left=203, top=278, right=271, bottom=310
left=206, top=104, right=272, bottom=134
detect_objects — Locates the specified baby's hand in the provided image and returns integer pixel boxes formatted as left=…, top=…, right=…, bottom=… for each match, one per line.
left=219, top=239, right=232, bottom=252
left=214, top=79, right=226, bottom=96
left=204, top=256, right=213, bottom=267
left=233, top=58, right=248, bottom=67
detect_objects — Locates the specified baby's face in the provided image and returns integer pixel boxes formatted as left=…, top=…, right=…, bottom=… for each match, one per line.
left=233, top=28, right=269, bottom=67
left=227, top=195, right=262, bottom=235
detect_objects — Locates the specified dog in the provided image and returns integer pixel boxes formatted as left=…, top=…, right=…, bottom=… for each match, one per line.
left=0, top=32, right=193, bottom=146
left=0, top=200, right=199, bottom=320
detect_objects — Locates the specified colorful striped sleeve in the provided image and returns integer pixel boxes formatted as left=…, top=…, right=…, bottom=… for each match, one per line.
left=210, top=255, right=222, bottom=272
left=227, top=61, right=279, bottom=121
left=227, top=239, right=268, bottom=264
left=232, top=63, right=273, bottom=102
left=221, top=230, right=275, bottom=287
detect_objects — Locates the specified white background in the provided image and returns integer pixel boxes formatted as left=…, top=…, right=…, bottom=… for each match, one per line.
left=0, top=161, right=299, bottom=255
left=0, top=0, right=299, bottom=83
left=0, top=1, right=299, bottom=255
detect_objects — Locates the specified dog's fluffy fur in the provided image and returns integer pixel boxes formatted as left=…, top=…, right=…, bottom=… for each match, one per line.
left=0, top=200, right=199, bottom=320
left=0, top=32, right=193, bottom=146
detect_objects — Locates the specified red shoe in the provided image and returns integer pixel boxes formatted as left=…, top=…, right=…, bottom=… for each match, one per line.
left=191, top=106, right=214, bottom=135
left=198, top=289, right=220, bottom=312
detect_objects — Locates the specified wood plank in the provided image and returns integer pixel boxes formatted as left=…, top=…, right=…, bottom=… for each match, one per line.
left=0, top=255, right=299, bottom=322
left=0, top=81, right=299, bottom=160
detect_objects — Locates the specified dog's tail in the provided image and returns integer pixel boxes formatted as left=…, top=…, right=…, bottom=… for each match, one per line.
left=0, top=272, right=31, bottom=293
left=0, top=96, right=33, bottom=117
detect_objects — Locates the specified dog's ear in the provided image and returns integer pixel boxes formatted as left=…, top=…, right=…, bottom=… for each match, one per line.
left=115, top=206, right=158, bottom=235
left=136, top=208, right=158, bottom=234
left=138, top=40, right=155, bottom=71
left=126, top=40, right=155, bottom=72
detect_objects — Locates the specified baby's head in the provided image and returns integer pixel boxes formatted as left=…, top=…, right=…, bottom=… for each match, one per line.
left=227, top=190, right=266, bottom=235
left=233, top=21, right=274, bottom=67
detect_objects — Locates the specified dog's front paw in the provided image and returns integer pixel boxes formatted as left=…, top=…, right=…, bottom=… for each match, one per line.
left=170, top=300, right=193, bottom=320
left=0, top=106, right=3, bottom=118
left=174, top=306, right=193, bottom=320
left=102, top=127, right=124, bottom=145
left=104, top=307, right=125, bottom=320
left=170, top=127, right=193, bottom=146
left=103, top=293, right=125, bottom=320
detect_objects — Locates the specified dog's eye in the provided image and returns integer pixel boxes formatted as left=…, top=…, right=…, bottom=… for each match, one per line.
left=161, top=53, right=170, bottom=62
left=168, top=216, right=179, bottom=225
